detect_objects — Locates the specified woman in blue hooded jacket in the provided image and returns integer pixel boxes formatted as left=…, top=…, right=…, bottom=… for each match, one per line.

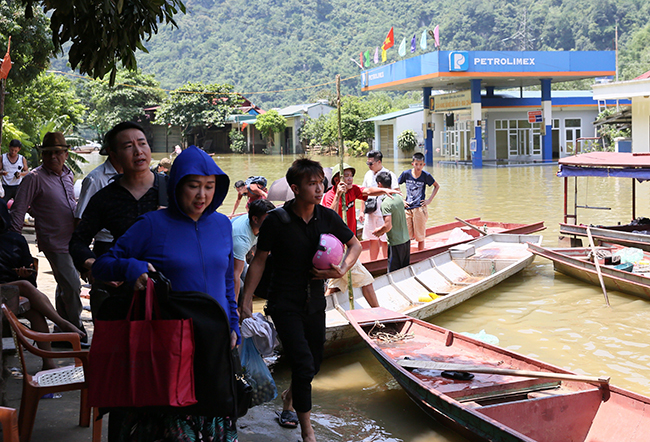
left=93, top=145, right=240, bottom=441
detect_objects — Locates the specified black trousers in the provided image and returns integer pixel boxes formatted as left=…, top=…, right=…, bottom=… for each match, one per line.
left=2, top=184, right=19, bottom=202
left=269, top=307, right=325, bottom=413
left=388, top=241, right=411, bottom=272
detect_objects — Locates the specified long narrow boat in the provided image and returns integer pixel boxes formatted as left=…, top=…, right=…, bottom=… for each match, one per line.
left=347, top=307, right=650, bottom=442
left=559, top=223, right=650, bottom=251
left=359, top=218, right=545, bottom=275
left=324, top=233, right=542, bottom=356
left=528, top=242, right=650, bottom=300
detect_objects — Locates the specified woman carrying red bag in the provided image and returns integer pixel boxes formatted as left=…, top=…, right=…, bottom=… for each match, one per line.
left=93, top=145, right=240, bottom=441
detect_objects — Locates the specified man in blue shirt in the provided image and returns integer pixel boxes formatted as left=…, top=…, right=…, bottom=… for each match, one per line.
left=398, top=152, right=440, bottom=251
left=232, top=199, right=275, bottom=300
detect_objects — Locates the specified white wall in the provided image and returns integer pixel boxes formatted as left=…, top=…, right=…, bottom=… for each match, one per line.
left=632, top=97, right=650, bottom=152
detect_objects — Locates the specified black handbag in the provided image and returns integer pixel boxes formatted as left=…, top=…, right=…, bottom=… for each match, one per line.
left=364, top=196, right=378, bottom=213
left=232, top=348, right=253, bottom=418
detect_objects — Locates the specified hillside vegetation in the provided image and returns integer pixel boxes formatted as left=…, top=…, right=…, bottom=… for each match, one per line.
left=52, top=0, right=650, bottom=109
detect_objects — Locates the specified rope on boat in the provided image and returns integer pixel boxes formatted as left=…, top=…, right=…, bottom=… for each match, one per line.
left=368, top=321, right=414, bottom=343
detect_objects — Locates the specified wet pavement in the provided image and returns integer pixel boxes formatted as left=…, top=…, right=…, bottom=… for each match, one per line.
left=2, top=230, right=318, bottom=442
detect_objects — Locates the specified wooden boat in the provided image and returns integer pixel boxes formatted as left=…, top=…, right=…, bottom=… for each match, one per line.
left=347, top=307, right=650, bottom=442
left=560, top=223, right=650, bottom=251
left=528, top=242, right=650, bottom=300
left=359, top=217, right=545, bottom=275
left=324, top=233, right=542, bottom=356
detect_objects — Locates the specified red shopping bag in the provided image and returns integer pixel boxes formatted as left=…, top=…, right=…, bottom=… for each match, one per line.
left=88, top=278, right=197, bottom=408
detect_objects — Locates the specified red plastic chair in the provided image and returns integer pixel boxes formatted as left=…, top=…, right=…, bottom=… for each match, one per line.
left=1, top=304, right=101, bottom=442
left=0, top=407, right=20, bottom=442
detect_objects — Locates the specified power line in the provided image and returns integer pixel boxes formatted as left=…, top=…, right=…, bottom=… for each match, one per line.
left=48, top=70, right=360, bottom=96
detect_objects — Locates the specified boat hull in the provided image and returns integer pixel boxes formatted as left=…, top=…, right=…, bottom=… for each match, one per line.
left=560, top=223, right=650, bottom=251
left=348, top=307, right=650, bottom=442
left=528, top=243, right=650, bottom=300
left=360, top=218, right=545, bottom=275
left=324, top=233, right=542, bottom=356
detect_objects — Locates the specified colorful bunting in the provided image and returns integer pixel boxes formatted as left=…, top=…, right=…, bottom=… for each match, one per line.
left=364, top=50, right=371, bottom=67
left=382, top=27, right=394, bottom=50
left=410, top=34, right=416, bottom=53
left=420, top=30, right=427, bottom=51
left=360, top=52, right=364, bottom=68
left=374, top=47, right=379, bottom=64
left=0, top=37, right=11, bottom=80
left=381, top=48, right=387, bottom=62
left=398, top=37, right=406, bottom=57
left=434, top=25, right=440, bottom=48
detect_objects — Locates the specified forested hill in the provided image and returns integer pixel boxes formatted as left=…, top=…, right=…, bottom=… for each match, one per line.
left=61, top=0, right=650, bottom=109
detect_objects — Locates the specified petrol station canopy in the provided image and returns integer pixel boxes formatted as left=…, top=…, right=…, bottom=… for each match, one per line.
left=361, top=51, right=616, bottom=92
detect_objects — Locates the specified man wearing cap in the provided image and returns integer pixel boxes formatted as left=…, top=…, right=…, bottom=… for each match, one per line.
left=10, top=132, right=84, bottom=334
left=0, top=139, right=29, bottom=203
left=74, top=137, right=123, bottom=258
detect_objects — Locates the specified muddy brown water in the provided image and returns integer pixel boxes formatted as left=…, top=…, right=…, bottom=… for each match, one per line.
left=77, top=152, right=650, bottom=441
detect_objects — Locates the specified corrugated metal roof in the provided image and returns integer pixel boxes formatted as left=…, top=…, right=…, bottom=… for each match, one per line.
left=278, top=102, right=334, bottom=117
left=364, top=106, right=423, bottom=122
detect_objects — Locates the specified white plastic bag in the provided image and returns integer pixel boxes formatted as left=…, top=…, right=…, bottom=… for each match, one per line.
left=614, top=247, right=644, bottom=264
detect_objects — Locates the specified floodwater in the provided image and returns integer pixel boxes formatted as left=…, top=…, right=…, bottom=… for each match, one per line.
left=78, top=152, right=650, bottom=441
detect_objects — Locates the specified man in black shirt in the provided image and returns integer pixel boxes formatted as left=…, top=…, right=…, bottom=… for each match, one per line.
left=69, top=122, right=165, bottom=318
left=241, top=158, right=361, bottom=442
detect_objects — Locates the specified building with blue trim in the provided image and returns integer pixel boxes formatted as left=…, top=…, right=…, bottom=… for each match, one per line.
left=361, top=50, right=621, bottom=167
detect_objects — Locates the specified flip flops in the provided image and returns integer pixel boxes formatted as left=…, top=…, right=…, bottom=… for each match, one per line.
left=276, top=410, right=299, bottom=429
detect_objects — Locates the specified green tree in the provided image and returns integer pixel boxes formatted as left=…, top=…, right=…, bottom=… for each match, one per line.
left=299, top=115, right=327, bottom=147
left=229, top=128, right=246, bottom=153
left=322, top=95, right=392, bottom=147
left=398, top=129, right=418, bottom=153
left=256, top=110, right=286, bottom=150
left=16, top=0, right=186, bottom=83
left=86, top=69, right=166, bottom=137
left=155, top=82, right=240, bottom=145
left=0, top=1, right=53, bottom=87
left=5, top=72, right=86, bottom=144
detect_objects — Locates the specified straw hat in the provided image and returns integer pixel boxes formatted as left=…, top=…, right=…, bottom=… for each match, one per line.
left=38, top=132, right=70, bottom=151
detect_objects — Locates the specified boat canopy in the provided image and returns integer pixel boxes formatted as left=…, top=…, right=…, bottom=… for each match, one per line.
left=559, top=152, right=650, bottom=224
left=558, top=152, right=650, bottom=179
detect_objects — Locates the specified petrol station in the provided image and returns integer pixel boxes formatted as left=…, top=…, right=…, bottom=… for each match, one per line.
left=360, top=50, right=618, bottom=167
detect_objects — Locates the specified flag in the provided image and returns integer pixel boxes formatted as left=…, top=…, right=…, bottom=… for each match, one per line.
left=364, top=50, right=371, bottom=67
left=382, top=27, right=394, bottom=50
left=381, top=47, right=387, bottom=62
left=0, top=36, right=11, bottom=80
left=420, top=30, right=427, bottom=51
left=398, top=37, right=406, bottom=57
left=374, top=47, right=379, bottom=64
left=360, top=52, right=364, bottom=68
left=241, top=122, right=248, bottom=131
left=434, top=25, right=440, bottom=48
left=410, top=34, right=416, bottom=53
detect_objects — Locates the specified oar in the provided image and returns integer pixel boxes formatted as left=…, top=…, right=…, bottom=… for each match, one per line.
left=397, top=359, right=610, bottom=385
left=454, top=217, right=487, bottom=236
left=587, top=226, right=611, bottom=307
left=335, top=74, right=354, bottom=311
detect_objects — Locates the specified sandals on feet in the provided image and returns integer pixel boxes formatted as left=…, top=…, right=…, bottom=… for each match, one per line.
left=276, top=410, right=299, bottom=429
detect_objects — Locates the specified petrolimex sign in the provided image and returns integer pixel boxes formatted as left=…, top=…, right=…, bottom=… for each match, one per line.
left=449, top=52, right=469, bottom=71
left=449, top=51, right=537, bottom=72
left=474, top=55, right=536, bottom=67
